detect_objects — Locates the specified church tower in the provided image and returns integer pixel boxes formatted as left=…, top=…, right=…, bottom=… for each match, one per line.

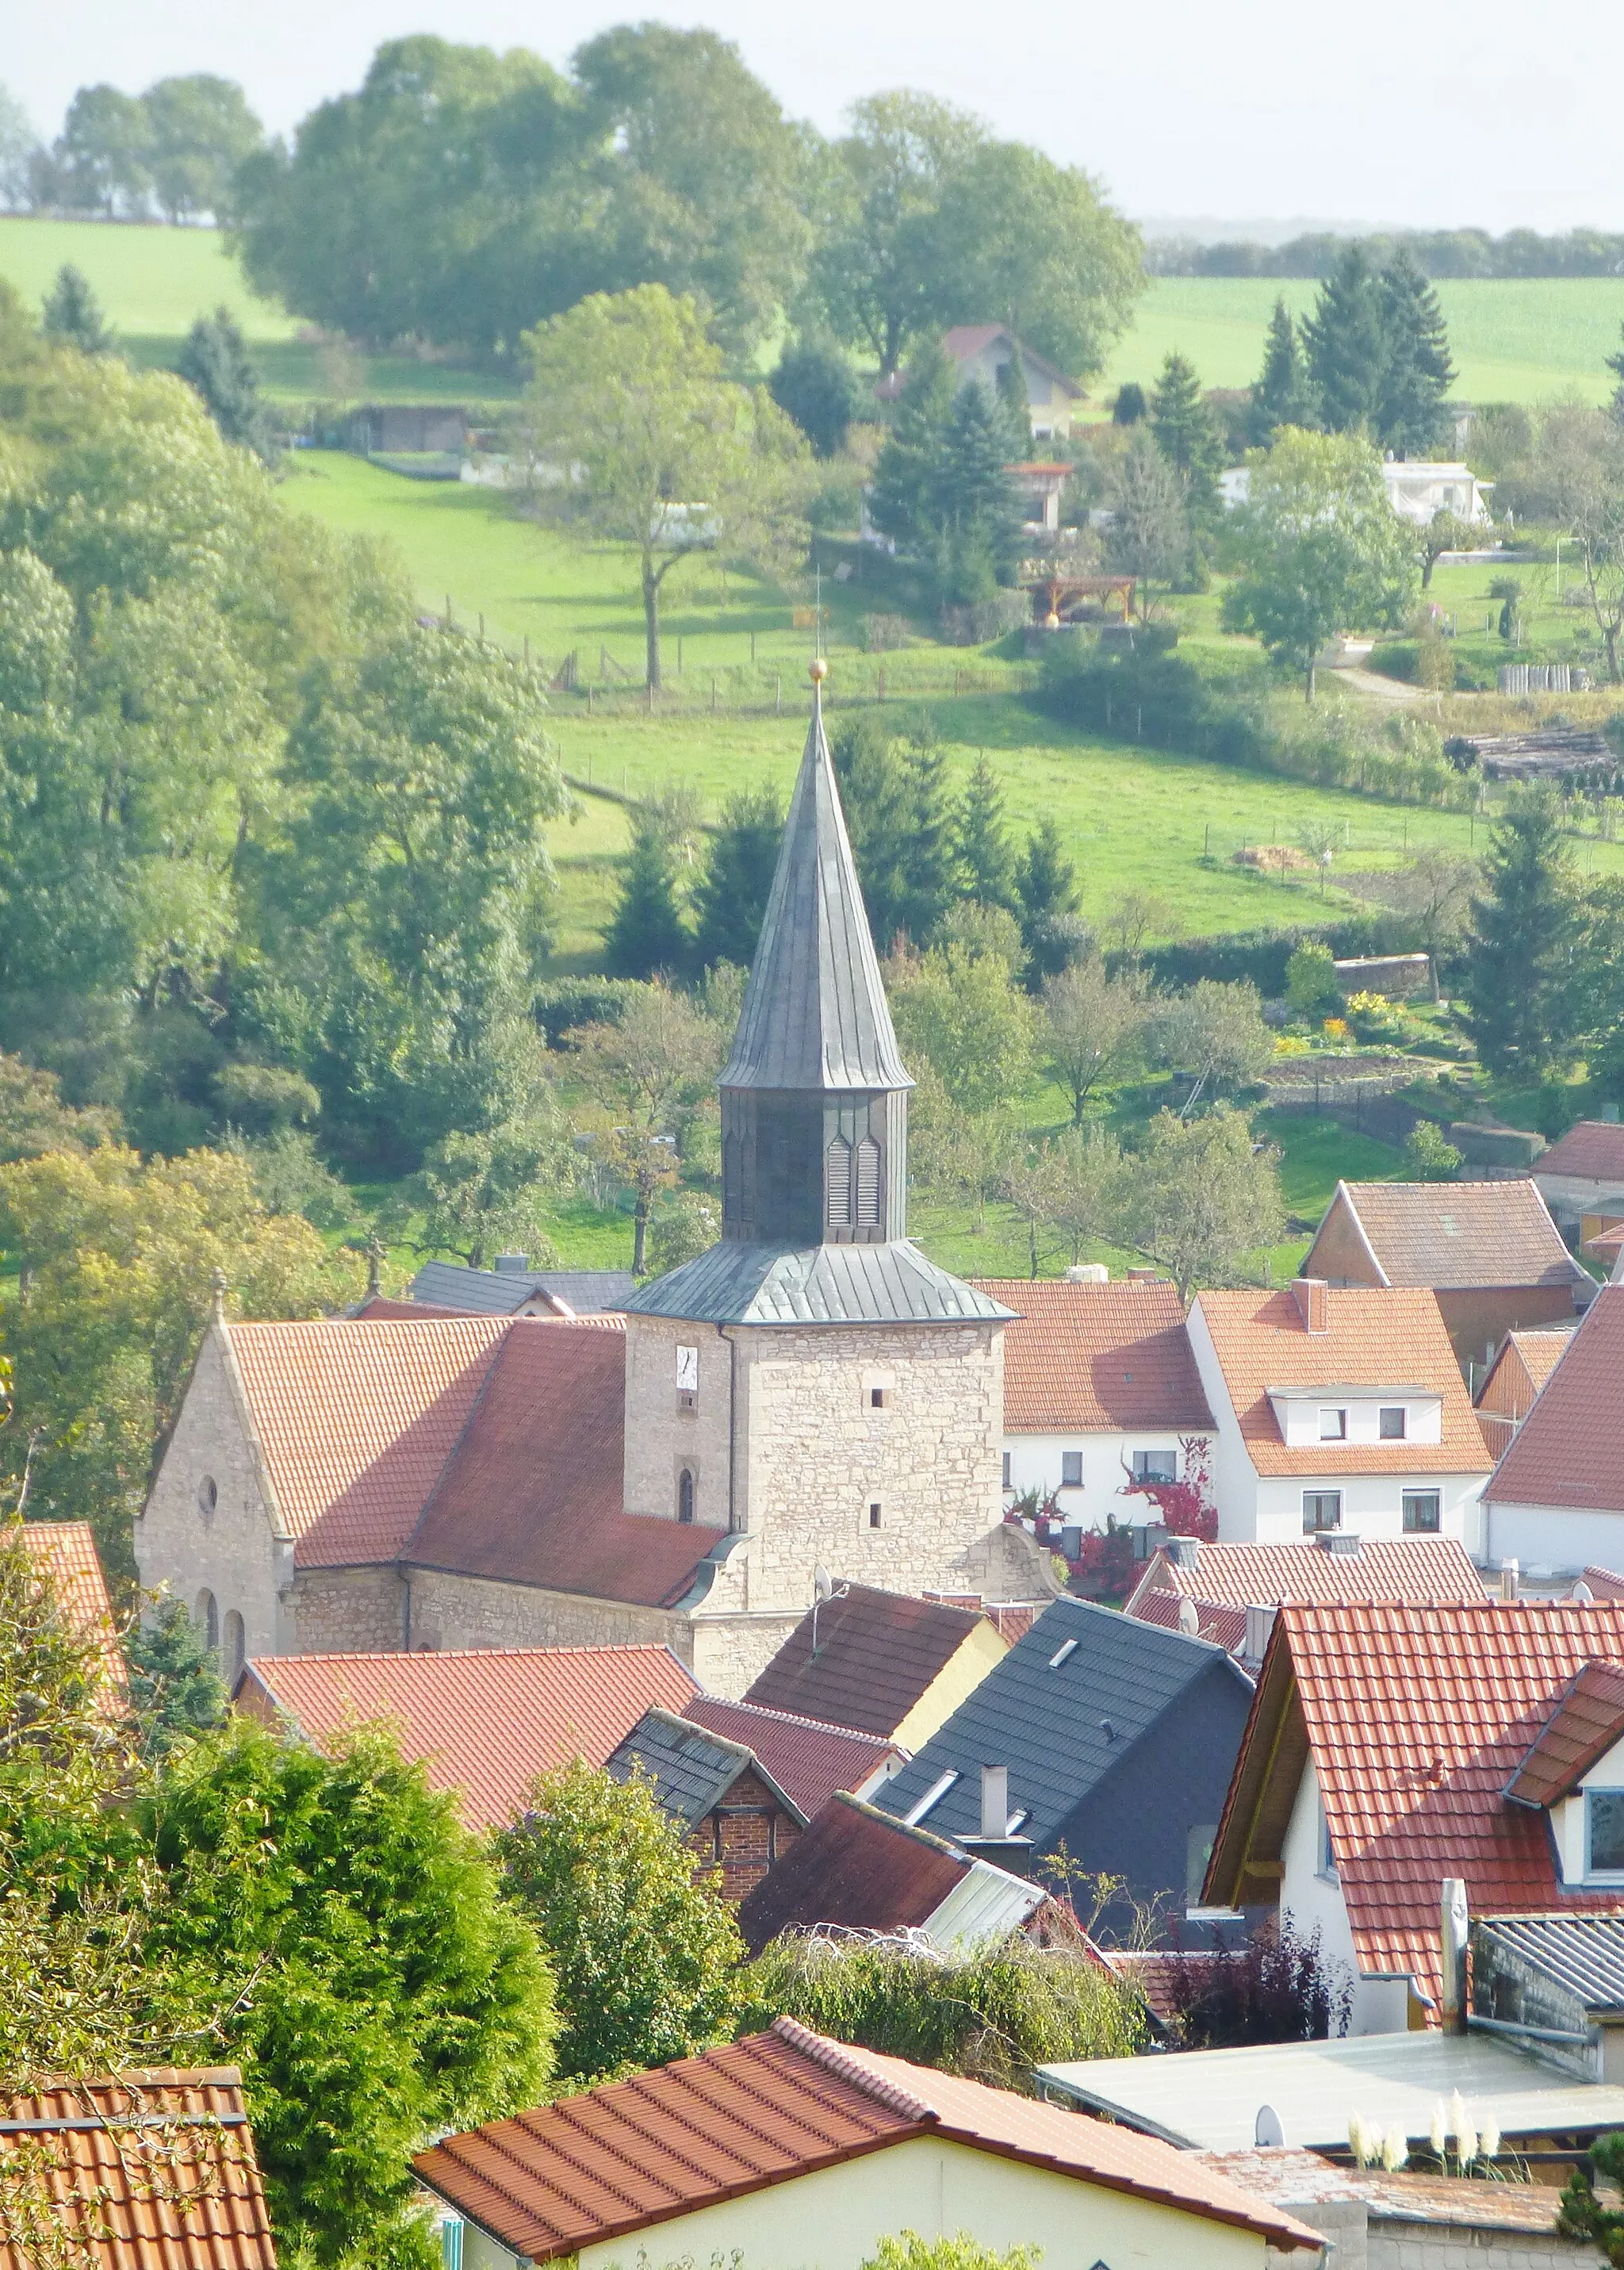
left=620, top=668, right=1027, bottom=1683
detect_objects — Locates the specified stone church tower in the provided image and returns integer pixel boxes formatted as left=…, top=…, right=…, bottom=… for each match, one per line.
left=622, top=668, right=1040, bottom=1674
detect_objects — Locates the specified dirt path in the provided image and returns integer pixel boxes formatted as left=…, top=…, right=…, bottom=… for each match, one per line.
left=1326, top=665, right=1431, bottom=706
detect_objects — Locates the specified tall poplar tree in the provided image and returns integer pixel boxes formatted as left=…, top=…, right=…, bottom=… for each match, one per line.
left=1249, top=298, right=1316, bottom=443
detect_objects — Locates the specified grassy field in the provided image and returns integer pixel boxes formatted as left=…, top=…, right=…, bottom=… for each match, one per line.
left=1097, top=276, right=1624, bottom=405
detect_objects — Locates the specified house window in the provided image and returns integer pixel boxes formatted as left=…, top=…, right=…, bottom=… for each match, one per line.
left=1001, top=1451, right=1012, bottom=1489
left=1588, top=1792, right=1624, bottom=1877
left=1303, top=1490, right=1342, bottom=1535
left=1187, top=1823, right=1216, bottom=1904
left=868, top=1501, right=883, bottom=1528
left=1132, top=1449, right=1177, bottom=1483
left=677, top=1468, right=695, bottom=1524
left=869, top=1386, right=887, bottom=1409
left=195, top=1589, right=219, bottom=1651
left=1380, top=1406, right=1407, bottom=1440
left=1403, top=1490, right=1441, bottom=1534
left=1319, top=1409, right=1347, bottom=1441
left=825, top=1135, right=852, bottom=1228
left=1061, top=1451, right=1084, bottom=1487
left=1318, top=1796, right=1338, bottom=1882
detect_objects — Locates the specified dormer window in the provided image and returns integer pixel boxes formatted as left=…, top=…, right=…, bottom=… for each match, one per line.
left=1320, top=1409, right=1347, bottom=1440
left=1589, top=1792, right=1624, bottom=1877
left=1380, top=1406, right=1407, bottom=1440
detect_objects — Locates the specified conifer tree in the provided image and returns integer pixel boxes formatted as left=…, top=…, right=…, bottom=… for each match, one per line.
left=1015, top=815, right=1085, bottom=982
left=691, top=784, right=783, bottom=970
left=174, top=305, right=278, bottom=461
left=868, top=336, right=956, bottom=546
left=1150, top=351, right=1223, bottom=517
left=956, top=754, right=1018, bottom=911
left=1377, top=251, right=1455, bottom=455
left=1301, top=246, right=1388, bottom=433
left=40, top=263, right=113, bottom=355
left=994, top=343, right=1032, bottom=447
left=1249, top=298, right=1316, bottom=443
left=1463, top=788, right=1582, bottom=1076
left=603, top=814, right=690, bottom=979
left=831, top=715, right=957, bottom=950
left=125, top=1597, right=228, bottom=1758
left=937, top=380, right=1025, bottom=598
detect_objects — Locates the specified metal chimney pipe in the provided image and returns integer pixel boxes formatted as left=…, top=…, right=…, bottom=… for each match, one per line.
left=1441, top=1878, right=1469, bottom=2035
left=980, top=1765, right=1009, bottom=1841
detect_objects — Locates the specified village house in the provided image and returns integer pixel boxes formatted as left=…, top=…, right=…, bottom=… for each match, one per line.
left=1479, top=1286, right=1624, bottom=1574
left=1202, top=1598, right=1624, bottom=2034
left=17, top=1519, right=123, bottom=1698
left=1186, top=1279, right=1492, bottom=1551
left=873, top=1595, right=1255, bottom=1929
left=1300, top=1179, right=1595, bottom=1374
left=414, top=2020, right=1322, bottom=2270
left=873, top=325, right=1082, bottom=439
left=1534, top=1121, right=1624, bottom=1246
left=605, top=1706, right=810, bottom=1900
left=970, top=1276, right=1216, bottom=1533
left=680, top=1693, right=903, bottom=1812
left=136, top=681, right=1055, bottom=1695
left=741, top=1582, right=1009, bottom=1748
left=403, top=1259, right=635, bottom=1316
left=1474, top=1325, right=1576, bottom=1464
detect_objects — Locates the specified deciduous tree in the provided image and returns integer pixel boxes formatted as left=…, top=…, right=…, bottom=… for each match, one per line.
left=1151, top=980, right=1275, bottom=1106
left=1118, top=1105, right=1284, bottom=1299
left=142, top=75, right=263, bottom=224
left=1040, top=959, right=1149, bottom=1122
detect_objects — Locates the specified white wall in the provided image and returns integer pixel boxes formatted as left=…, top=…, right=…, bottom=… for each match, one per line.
left=1535, top=1171, right=1624, bottom=1225
left=1251, top=1471, right=1484, bottom=1555
left=1186, top=1302, right=1260, bottom=1540
left=1281, top=1758, right=1412, bottom=2036
left=1002, top=1430, right=1206, bottom=1522
left=1483, top=1499, right=1624, bottom=1578
left=1269, top=1394, right=1442, bottom=1450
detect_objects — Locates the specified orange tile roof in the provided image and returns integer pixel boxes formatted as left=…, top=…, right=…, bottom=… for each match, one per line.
left=414, top=2020, right=1321, bottom=2259
left=1503, top=1660, right=1624, bottom=1807
left=1129, top=1589, right=1250, bottom=1655
left=17, top=1520, right=124, bottom=1695
left=970, top=1281, right=1214, bottom=1433
left=1124, top=1536, right=1484, bottom=1613
left=1317, top=1179, right=1588, bottom=1291
left=0, top=2068, right=276, bottom=2270
left=1486, top=1285, right=1624, bottom=1513
left=239, top=1645, right=698, bottom=1831
left=679, top=1697, right=898, bottom=1820
left=1217, top=1601, right=1624, bottom=2003
left=1536, top=1122, right=1624, bottom=1183
left=1195, top=1286, right=1492, bottom=1474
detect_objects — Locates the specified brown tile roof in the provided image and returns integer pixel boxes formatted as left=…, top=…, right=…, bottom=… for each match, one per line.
left=735, top=1791, right=973, bottom=1954
left=354, top=1295, right=466, bottom=1319
left=19, top=1520, right=124, bottom=1695
left=1503, top=1659, right=1624, bottom=1807
left=743, top=1585, right=989, bottom=1738
left=1536, top=1122, right=1624, bottom=1183
left=680, top=1697, right=898, bottom=1820
left=414, top=2019, right=1320, bottom=2259
left=1195, top=1286, right=1492, bottom=1475
left=1486, top=1285, right=1624, bottom=1513
left=397, top=1320, right=726, bottom=1608
left=1320, top=1179, right=1587, bottom=1290
left=237, top=1645, right=698, bottom=1831
left=1128, top=1589, right=1250, bottom=1655
left=969, top=1281, right=1213, bottom=1433
left=1208, top=1601, right=1624, bottom=2004
left=0, top=2068, right=276, bottom=2270
left=1124, top=1536, right=1484, bottom=1615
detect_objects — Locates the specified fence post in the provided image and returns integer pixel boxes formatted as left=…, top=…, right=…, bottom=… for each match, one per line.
left=586, top=685, right=592, bottom=715
left=478, top=612, right=485, bottom=641
left=878, top=669, right=887, bottom=703
left=678, top=635, right=683, bottom=675
left=750, top=629, right=756, bottom=663
left=446, top=595, right=453, bottom=627
left=776, top=674, right=782, bottom=715
left=710, top=676, right=717, bottom=713
left=647, top=681, right=654, bottom=715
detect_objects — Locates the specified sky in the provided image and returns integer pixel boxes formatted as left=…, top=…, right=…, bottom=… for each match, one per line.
left=13, top=0, right=1624, bottom=236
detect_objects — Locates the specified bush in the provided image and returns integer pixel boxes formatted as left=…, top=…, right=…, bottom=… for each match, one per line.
left=1404, top=1119, right=1462, bottom=1179
left=532, top=978, right=640, bottom=1049
left=1285, top=941, right=1341, bottom=1018
left=1163, top=1913, right=1353, bottom=2047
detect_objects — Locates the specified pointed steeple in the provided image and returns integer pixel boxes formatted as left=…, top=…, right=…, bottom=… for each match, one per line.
left=721, top=666, right=912, bottom=1095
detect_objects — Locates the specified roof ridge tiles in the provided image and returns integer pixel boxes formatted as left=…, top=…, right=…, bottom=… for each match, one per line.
left=769, top=2019, right=937, bottom=2121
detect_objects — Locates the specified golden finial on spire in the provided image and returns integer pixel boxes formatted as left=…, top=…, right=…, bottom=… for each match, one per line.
left=809, top=656, right=828, bottom=684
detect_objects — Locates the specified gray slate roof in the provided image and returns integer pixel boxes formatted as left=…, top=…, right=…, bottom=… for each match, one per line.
left=622, top=1237, right=1013, bottom=1326
left=1480, top=1913, right=1624, bottom=2014
left=720, top=687, right=911, bottom=1095
left=603, top=1708, right=805, bottom=1827
left=874, top=1594, right=1245, bottom=1852
left=408, top=1261, right=634, bottom=1315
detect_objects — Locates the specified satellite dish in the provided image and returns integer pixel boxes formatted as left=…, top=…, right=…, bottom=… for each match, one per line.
left=814, top=1566, right=833, bottom=1603
left=1254, top=2103, right=1285, bottom=2148
left=1178, top=1599, right=1200, bottom=1635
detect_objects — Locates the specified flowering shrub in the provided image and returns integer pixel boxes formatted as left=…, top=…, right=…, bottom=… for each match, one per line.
left=1272, top=1034, right=1312, bottom=1056
left=1344, top=989, right=1409, bottom=1042
left=1118, top=1436, right=1220, bottom=1542
left=1321, top=1016, right=1351, bottom=1045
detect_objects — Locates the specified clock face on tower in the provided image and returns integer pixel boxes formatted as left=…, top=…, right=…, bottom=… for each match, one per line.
left=675, top=1343, right=699, bottom=1394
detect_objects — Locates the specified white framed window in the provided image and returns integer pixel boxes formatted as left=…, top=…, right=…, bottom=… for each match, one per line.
left=1403, top=1490, right=1441, bottom=1534
left=1061, top=1451, right=1084, bottom=1487
left=1588, top=1791, right=1624, bottom=1878
left=1319, top=1409, right=1347, bottom=1441
left=1380, top=1405, right=1407, bottom=1440
left=1303, top=1490, right=1342, bottom=1535
left=1132, top=1448, right=1177, bottom=1482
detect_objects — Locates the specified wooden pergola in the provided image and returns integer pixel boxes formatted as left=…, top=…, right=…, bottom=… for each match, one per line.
left=1023, top=573, right=1137, bottom=625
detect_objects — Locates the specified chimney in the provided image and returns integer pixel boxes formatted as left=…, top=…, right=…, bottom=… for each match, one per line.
left=1291, top=1277, right=1329, bottom=1334
left=1500, top=1559, right=1519, bottom=1603
left=1126, top=1266, right=1161, bottom=1284
left=1065, top=1263, right=1109, bottom=1283
left=493, top=1252, right=531, bottom=1275
left=1167, top=1535, right=1200, bottom=1570
left=1243, top=1604, right=1276, bottom=1666
left=980, top=1765, right=1009, bottom=1841
left=1316, top=1531, right=1362, bottom=1558
left=1441, top=1878, right=1469, bottom=2034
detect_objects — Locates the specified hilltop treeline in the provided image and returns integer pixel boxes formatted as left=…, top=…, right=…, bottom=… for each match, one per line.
left=1147, top=228, right=1624, bottom=280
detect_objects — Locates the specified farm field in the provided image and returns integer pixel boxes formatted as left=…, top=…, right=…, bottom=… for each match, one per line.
left=1096, top=275, right=1624, bottom=405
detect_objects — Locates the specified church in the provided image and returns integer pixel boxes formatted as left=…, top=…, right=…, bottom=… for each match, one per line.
left=135, top=670, right=1056, bottom=1696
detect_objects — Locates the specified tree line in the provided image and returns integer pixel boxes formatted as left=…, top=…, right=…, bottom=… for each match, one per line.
left=1147, top=226, right=1624, bottom=280
left=0, top=74, right=262, bottom=224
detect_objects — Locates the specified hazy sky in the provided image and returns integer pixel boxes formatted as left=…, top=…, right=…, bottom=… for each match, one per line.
left=13, top=0, right=1624, bottom=234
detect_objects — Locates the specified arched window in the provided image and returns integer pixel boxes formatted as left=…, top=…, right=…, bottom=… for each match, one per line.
left=855, top=1137, right=883, bottom=1228
left=825, top=1135, right=852, bottom=1228
left=224, top=1609, right=246, bottom=1683
left=195, top=1589, right=218, bottom=1653
left=677, top=1468, right=695, bottom=1524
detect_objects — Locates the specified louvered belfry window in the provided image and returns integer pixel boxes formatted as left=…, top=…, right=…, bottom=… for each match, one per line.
left=855, top=1136, right=882, bottom=1227
left=825, top=1135, right=852, bottom=1228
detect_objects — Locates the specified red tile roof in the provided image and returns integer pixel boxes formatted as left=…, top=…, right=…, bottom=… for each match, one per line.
left=680, top=1697, right=898, bottom=1820
left=414, top=2019, right=1321, bottom=2259
left=969, top=1281, right=1213, bottom=1433
left=238, top=1646, right=698, bottom=1831
left=1537, top=1122, right=1624, bottom=1183
left=1128, top=1589, right=1250, bottom=1655
left=1486, top=1286, right=1624, bottom=1513
left=354, top=1295, right=466, bottom=1319
left=1195, top=1286, right=1492, bottom=1475
left=0, top=2068, right=276, bottom=2270
left=1316, top=1179, right=1587, bottom=1290
left=1209, top=1601, right=1624, bottom=2004
left=1584, top=1566, right=1624, bottom=1600
left=735, top=1791, right=974, bottom=1954
left=743, top=1586, right=992, bottom=1738
left=1503, top=1660, right=1624, bottom=1807
left=18, top=1520, right=124, bottom=1695
left=1124, top=1536, right=1484, bottom=1614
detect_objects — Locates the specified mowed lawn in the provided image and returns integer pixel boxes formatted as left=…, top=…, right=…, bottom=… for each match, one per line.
left=1097, top=275, right=1624, bottom=404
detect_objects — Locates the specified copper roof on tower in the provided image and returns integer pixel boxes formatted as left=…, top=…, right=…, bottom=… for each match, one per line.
left=720, top=686, right=912, bottom=1095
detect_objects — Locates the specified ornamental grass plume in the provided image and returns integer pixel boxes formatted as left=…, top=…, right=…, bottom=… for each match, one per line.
left=1347, top=2112, right=1373, bottom=2166
left=1431, top=2100, right=1449, bottom=2160
left=1448, top=2090, right=1468, bottom=2151
left=1480, top=2120, right=1501, bottom=2161
left=1381, top=2126, right=1409, bottom=2172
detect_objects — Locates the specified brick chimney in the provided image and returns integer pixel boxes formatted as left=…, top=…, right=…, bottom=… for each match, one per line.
left=1291, top=1277, right=1329, bottom=1333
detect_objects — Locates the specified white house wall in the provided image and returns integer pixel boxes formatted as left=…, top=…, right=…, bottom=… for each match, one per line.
left=1535, top=1171, right=1624, bottom=1226
left=1482, top=1500, right=1624, bottom=1578
left=1252, top=1472, right=1484, bottom=1555
left=1003, top=1431, right=1207, bottom=1523
left=1185, top=1302, right=1261, bottom=1537
left=1281, top=1758, right=1411, bottom=2036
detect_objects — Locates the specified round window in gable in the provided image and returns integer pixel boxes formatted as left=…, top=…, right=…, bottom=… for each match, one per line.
left=197, top=1475, right=218, bottom=1518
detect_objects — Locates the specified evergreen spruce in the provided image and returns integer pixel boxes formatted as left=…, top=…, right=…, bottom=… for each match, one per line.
left=1112, top=382, right=1147, bottom=425
left=125, top=1597, right=228, bottom=1758
left=937, top=380, right=1025, bottom=600
left=1377, top=251, right=1456, bottom=455
left=1462, top=788, right=1581, bottom=1076
left=1301, top=246, right=1388, bottom=433
left=603, top=814, right=690, bottom=979
left=994, top=343, right=1032, bottom=448
left=956, top=754, right=1019, bottom=911
left=691, top=784, right=783, bottom=969
left=868, top=337, right=956, bottom=547
left=1249, top=298, right=1317, bottom=443
left=1016, top=815, right=1086, bottom=982
left=1150, top=351, right=1224, bottom=518
left=40, top=263, right=114, bottom=355
left=831, top=715, right=958, bottom=950
left=768, top=335, right=860, bottom=459
left=174, top=305, right=278, bottom=461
